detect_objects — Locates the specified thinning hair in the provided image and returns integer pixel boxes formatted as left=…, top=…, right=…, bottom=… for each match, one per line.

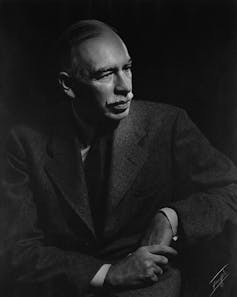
left=58, top=19, right=118, bottom=76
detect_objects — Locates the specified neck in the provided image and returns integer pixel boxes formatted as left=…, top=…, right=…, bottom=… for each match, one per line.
left=71, top=101, right=119, bottom=146
left=71, top=101, right=96, bottom=146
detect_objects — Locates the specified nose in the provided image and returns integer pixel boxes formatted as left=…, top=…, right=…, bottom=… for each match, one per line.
left=114, top=71, right=132, bottom=96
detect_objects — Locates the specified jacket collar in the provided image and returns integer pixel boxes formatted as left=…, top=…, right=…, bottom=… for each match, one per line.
left=44, top=101, right=148, bottom=237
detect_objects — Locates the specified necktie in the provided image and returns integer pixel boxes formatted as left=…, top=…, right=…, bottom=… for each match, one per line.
left=84, top=137, right=108, bottom=238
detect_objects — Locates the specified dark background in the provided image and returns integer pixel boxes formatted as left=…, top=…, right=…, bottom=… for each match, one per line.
left=1, top=0, right=237, bottom=294
left=1, top=0, right=237, bottom=163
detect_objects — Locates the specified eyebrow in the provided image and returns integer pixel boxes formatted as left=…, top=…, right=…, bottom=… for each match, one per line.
left=92, top=58, right=132, bottom=76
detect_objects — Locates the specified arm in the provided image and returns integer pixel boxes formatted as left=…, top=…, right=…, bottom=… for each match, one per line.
left=2, top=130, right=105, bottom=295
left=140, top=108, right=237, bottom=255
left=170, top=110, right=237, bottom=245
left=103, top=210, right=178, bottom=290
left=141, top=210, right=174, bottom=246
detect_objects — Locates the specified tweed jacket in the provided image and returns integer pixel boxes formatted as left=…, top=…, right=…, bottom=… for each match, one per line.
left=2, top=100, right=237, bottom=297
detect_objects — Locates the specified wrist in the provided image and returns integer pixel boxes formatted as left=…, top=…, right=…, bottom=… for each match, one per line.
left=159, top=208, right=178, bottom=237
left=154, top=211, right=173, bottom=231
left=142, top=212, right=173, bottom=246
left=156, top=214, right=173, bottom=245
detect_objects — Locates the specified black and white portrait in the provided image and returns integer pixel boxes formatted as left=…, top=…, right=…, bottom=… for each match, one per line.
left=1, top=1, right=237, bottom=297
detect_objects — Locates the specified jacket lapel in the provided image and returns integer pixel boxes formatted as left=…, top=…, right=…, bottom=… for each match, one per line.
left=44, top=113, right=95, bottom=237
left=43, top=101, right=149, bottom=238
left=107, top=104, right=148, bottom=213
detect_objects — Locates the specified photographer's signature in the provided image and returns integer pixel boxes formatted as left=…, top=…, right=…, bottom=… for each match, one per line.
left=209, top=264, right=230, bottom=296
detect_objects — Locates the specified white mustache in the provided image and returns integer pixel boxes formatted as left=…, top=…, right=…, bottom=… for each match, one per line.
left=106, top=92, right=134, bottom=107
left=127, top=92, right=134, bottom=100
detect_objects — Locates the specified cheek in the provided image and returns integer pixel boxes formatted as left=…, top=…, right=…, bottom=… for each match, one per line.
left=93, top=86, right=113, bottom=105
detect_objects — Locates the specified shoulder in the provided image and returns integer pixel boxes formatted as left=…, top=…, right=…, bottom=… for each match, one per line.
left=131, top=100, right=182, bottom=116
left=6, top=124, right=50, bottom=158
left=130, top=100, right=185, bottom=128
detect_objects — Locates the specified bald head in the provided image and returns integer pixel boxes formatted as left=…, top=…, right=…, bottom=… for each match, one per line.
left=58, top=19, right=133, bottom=123
left=58, top=19, right=120, bottom=76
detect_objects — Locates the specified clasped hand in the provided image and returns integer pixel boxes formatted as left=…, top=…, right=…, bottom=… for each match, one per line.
left=105, top=212, right=176, bottom=289
left=104, top=244, right=177, bottom=289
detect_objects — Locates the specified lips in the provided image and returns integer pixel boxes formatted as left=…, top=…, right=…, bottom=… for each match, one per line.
left=113, top=101, right=130, bottom=109
left=109, top=101, right=130, bottom=113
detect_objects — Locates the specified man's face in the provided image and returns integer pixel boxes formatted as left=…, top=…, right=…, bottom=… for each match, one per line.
left=70, top=32, right=133, bottom=122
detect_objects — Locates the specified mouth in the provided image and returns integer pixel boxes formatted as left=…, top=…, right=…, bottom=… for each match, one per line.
left=107, top=100, right=131, bottom=113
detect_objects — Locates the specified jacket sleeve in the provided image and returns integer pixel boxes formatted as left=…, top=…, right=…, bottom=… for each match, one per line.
left=170, top=109, right=237, bottom=245
left=1, top=129, right=105, bottom=296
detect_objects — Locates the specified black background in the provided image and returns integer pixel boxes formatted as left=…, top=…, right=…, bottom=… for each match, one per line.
left=1, top=0, right=237, bottom=294
left=1, top=0, right=237, bottom=163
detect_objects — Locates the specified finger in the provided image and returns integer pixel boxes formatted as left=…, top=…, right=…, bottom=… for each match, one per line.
left=150, top=273, right=159, bottom=282
left=152, top=264, right=163, bottom=275
left=144, top=268, right=160, bottom=285
left=151, top=254, right=168, bottom=265
left=147, top=244, right=178, bottom=256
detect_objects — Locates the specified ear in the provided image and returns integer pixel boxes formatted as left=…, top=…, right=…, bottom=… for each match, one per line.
left=58, top=72, right=76, bottom=99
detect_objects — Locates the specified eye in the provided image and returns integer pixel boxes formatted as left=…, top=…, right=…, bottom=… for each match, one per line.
left=124, top=64, right=132, bottom=71
left=99, top=72, right=113, bottom=79
left=123, top=64, right=132, bottom=75
left=93, top=71, right=113, bottom=81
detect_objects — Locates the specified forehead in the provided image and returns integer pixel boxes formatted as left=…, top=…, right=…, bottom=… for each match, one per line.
left=73, top=33, right=130, bottom=72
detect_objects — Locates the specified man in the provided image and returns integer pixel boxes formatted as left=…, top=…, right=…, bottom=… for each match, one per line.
left=2, top=19, right=237, bottom=297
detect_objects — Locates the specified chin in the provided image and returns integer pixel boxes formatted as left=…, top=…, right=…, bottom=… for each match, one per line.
left=106, top=107, right=130, bottom=121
